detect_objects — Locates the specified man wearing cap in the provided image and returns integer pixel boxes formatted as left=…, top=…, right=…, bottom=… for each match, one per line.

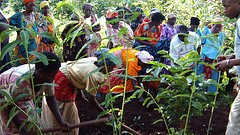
left=99, top=48, right=154, bottom=94
left=37, top=1, right=55, bottom=53
left=9, top=0, right=38, bottom=65
left=170, top=24, right=200, bottom=67
left=160, top=13, right=177, bottom=41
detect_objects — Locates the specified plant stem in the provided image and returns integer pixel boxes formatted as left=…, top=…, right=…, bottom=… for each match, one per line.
left=143, top=89, right=170, bottom=134
left=184, top=72, right=197, bottom=134
left=207, top=71, right=221, bottom=135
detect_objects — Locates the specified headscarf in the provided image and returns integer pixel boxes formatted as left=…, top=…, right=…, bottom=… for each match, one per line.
left=40, top=1, right=49, bottom=10
left=106, top=9, right=118, bottom=19
left=167, top=13, right=176, bottom=19
left=24, top=0, right=35, bottom=5
left=136, top=51, right=154, bottom=64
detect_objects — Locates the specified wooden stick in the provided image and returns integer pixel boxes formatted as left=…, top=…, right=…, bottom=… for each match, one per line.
left=42, top=117, right=109, bottom=133
left=40, top=117, right=140, bottom=135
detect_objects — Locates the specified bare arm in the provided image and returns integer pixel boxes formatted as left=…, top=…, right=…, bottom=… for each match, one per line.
left=216, top=58, right=240, bottom=72
left=46, top=96, right=69, bottom=128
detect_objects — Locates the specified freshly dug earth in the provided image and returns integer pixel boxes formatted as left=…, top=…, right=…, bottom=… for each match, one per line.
left=77, top=94, right=230, bottom=135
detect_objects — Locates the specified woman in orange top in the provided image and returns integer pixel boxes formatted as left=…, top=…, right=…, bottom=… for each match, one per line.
left=133, top=12, right=165, bottom=61
left=134, top=12, right=165, bottom=46
left=99, top=48, right=154, bottom=93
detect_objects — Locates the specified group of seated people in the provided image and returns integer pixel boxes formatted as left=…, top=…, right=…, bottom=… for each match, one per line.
left=0, top=0, right=230, bottom=134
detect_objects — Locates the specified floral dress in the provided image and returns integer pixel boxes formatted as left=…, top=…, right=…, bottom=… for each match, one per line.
left=9, top=12, right=38, bottom=65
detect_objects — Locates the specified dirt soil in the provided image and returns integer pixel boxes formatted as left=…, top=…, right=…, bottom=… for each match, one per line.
left=76, top=94, right=230, bottom=135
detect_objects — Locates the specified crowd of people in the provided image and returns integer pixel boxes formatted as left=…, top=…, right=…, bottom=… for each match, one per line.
left=0, top=0, right=240, bottom=134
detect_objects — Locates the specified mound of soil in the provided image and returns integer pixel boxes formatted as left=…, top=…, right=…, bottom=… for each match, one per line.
left=77, top=94, right=230, bottom=135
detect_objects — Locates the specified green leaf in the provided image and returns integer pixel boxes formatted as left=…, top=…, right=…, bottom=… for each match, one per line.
left=0, top=22, right=20, bottom=30
left=38, top=32, right=61, bottom=47
left=0, top=29, right=16, bottom=42
left=29, top=51, right=48, bottom=65
left=14, top=94, right=30, bottom=102
left=153, top=119, right=163, bottom=124
left=142, top=97, right=151, bottom=106
left=25, top=28, right=37, bottom=37
left=130, top=89, right=144, bottom=99
left=56, top=1, right=78, bottom=14
left=1, top=40, right=21, bottom=60
left=146, top=100, right=154, bottom=108
left=6, top=107, right=19, bottom=128
left=173, top=94, right=190, bottom=98
left=0, top=102, right=11, bottom=111
left=20, top=30, right=30, bottom=50
left=75, top=38, right=93, bottom=59
left=192, top=101, right=203, bottom=110
left=0, top=89, right=13, bottom=101
left=19, top=120, right=28, bottom=132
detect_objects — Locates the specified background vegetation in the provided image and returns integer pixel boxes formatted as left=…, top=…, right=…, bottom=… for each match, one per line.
left=0, top=0, right=237, bottom=134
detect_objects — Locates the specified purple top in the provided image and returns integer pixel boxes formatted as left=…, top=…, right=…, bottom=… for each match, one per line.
left=160, top=24, right=177, bottom=40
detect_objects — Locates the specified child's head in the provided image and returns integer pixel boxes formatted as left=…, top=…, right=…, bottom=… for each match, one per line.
left=222, top=0, right=240, bottom=19
left=82, top=3, right=93, bottom=18
left=35, top=52, right=61, bottom=83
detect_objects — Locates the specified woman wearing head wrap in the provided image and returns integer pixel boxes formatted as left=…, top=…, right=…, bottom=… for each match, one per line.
left=134, top=12, right=165, bottom=61
left=105, top=9, right=134, bottom=49
left=41, top=53, right=117, bottom=135
left=37, top=1, right=55, bottom=53
left=0, top=52, right=69, bottom=134
left=160, top=13, right=177, bottom=41
left=99, top=48, right=154, bottom=93
left=9, top=0, right=38, bottom=65
left=197, top=18, right=226, bottom=93
left=82, top=3, right=102, bottom=57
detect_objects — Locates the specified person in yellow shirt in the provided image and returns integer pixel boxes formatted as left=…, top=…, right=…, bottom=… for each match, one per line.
left=37, top=1, right=55, bottom=53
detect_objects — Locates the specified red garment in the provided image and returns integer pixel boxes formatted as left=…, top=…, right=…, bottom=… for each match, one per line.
left=204, top=57, right=213, bottom=79
left=99, top=68, right=124, bottom=93
left=134, top=22, right=162, bottom=45
left=54, top=70, right=76, bottom=101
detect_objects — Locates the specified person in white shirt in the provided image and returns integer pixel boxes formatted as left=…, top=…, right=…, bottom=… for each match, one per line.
left=169, top=24, right=200, bottom=67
